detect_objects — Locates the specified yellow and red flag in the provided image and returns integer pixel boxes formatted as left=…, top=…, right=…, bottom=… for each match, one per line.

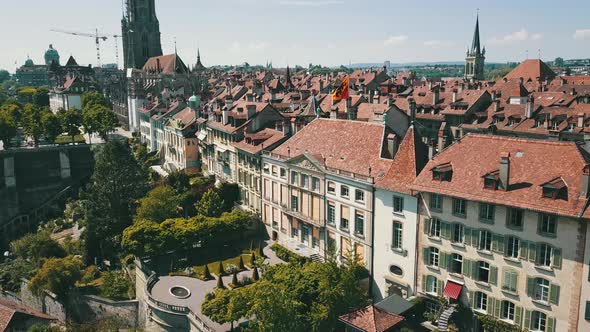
left=332, top=75, right=350, bottom=101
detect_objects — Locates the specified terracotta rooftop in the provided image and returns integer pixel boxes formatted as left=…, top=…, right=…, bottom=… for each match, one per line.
left=272, top=118, right=392, bottom=177
left=504, top=59, right=556, bottom=81
left=232, top=128, right=286, bottom=154
left=412, top=134, right=590, bottom=218
left=143, top=54, right=188, bottom=75
left=0, top=298, right=55, bottom=331
left=338, top=305, right=405, bottom=332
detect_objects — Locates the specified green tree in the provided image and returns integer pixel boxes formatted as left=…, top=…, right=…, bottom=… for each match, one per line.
left=0, top=70, right=9, bottom=83
left=94, top=105, right=119, bottom=141
left=21, top=104, right=47, bottom=146
left=196, top=189, right=224, bottom=217
left=41, top=112, right=62, bottom=144
left=0, top=259, right=36, bottom=292
left=58, top=108, right=82, bottom=143
left=81, top=91, right=111, bottom=110
left=29, top=256, right=83, bottom=299
left=81, top=106, right=99, bottom=144
left=121, top=219, right=162, bottom=257
left=17, top=87, right=37, bottom=104
left=218, top=183, right=240, bottom=212
left=554, top=57, right=565, bottom=67
left=0, top=109, right=17, bottom=148
left=227, top=288, right=250, bottom=330
left=248, top=282, right=306, bottom=332
left=33, top=87, right=49, bottom=107
left=136, top=185, right=182, bottom=223
left=100, top=271, right=132, bottom=300
left=202, top=290, right=231, bottom=324
left=82, top=139, right=148, bottom=263
left=9, top=232, right=66, bottom=264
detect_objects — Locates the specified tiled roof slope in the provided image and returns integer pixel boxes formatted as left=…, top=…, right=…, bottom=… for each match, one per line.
left=272, top=119, right=392, bottom=177
left=412, top=134, right=590, bottom=218
left=339, top=305, right=404, bottom=332
left=504, top=59, right=556, bottom=81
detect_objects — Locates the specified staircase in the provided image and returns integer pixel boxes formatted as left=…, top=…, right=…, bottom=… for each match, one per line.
left=310, top=254, right=324, bottom=263
left=437, top=304, right=457, bottom=332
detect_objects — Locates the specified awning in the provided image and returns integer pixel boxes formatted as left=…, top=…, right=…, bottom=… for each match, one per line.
left=216, top=146, right=227, bottom=153
left=197, top=132, right=207, bottom=140
left=443, top=281, right=463, bottom=300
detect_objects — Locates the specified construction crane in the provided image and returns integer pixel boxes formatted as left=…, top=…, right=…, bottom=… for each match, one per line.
left=50, top=28, right=122, bottom=68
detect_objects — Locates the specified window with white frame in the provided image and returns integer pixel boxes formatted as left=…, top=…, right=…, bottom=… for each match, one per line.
left=327, top=202, right=335, bottom=225
left=429, top=247, right=439, bottom=267
left=301, top=174, right=309, bottom=188
left=477, top=261, right=490, bottom=283
left=354, top=211, right=364, bottom=236
left=537, top=244, right=552, bottom=267
left=534, top=278, right=550, bottom=302
left=341, top=185, right=349, bottom=198
left=355, top=189, right=365, bottom=202
left=478, top=230, right=492, bottom=251
left=452, top=198, right=466, bottom=216
left=501, top=300, right=515, bottom=322
left=430, top=193, right=443, bottom=211
left=429, top=219, right=441, bottom=238
left=539, top=213, right=557, bottom=236
left=507, top=208, right=524, bottom=230
left=392, top=221, right=403, bottom=249
left=531, top=311, right=547, bottom=332
left=291, top=171, right=298, bottom=185
left=450, top=253, right=463, bottom=274
left=426, top=275, right=438, bottom=294
left=505, top=236, right=520, bottom=258
left=312, top=177, right=320, bottom=191
left=327, top=181, right=336, bottom=194
left=452, top=223, right=464, bottom=243
left=393, top=196, right=404, bottom=213
left=479, top=203, right=495, bottom=222
left=474, top=291, right=488, bottom=311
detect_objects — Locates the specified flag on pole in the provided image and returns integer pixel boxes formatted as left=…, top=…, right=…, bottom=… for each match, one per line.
left=332, top=75, right=349, bottom=101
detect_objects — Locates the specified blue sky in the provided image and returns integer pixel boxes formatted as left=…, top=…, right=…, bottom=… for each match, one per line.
left=2, top=0, right=590, bottom=71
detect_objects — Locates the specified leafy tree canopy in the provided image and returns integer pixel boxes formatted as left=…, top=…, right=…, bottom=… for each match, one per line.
left=136, top=185, right=182, bottom=223
left=29, top=255, right=83, bottom=299
left=9, top=232, right=66, bottom=264
left=196, top=189, right=224, bottom=217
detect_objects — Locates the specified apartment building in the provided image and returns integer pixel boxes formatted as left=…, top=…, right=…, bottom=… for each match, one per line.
left=372, top=125, right=429, bottom=301
left=261, top=118, right=401, bottom=268
left=412, top=134, right=590, bottom=332
left=138, top=99, right=185, bottom=152
left=162, top=106, right=199, bottom=173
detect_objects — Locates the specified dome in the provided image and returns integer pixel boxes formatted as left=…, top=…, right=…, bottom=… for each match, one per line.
left=24, top=58, right=34, bottom=66
left=189, top=95, right=201, bottom=109
left=44, top=44, right=60, bottom=66
left=188, top=95, right=199, bottom=102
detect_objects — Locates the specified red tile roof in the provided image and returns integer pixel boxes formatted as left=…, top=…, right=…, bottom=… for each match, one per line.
left=272, top=119, right=392, bottom=177
left=339, top=305, right=404, bottom=332
left=376, top=126, right=428, bottom=194
left=412, top=134, right=590, bottom=218
left=232, top=128, right=286, bottom=154
left=0, top=298, right=55, bottom=331
left=504, top=59, right=556, bottom=81
left=142, top=54, right=188, bottom=75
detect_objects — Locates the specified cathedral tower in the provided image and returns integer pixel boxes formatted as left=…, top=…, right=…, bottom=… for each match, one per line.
left=464, top=13, right=485, bottom=81
left=122, top=0, right=163, bottom=69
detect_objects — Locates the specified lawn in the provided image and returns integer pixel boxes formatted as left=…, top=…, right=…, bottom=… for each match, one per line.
left=55, top=134, right=86, bottom=145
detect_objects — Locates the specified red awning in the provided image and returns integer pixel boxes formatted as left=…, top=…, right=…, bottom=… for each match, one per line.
left=443, top=281, right=463, bottom=300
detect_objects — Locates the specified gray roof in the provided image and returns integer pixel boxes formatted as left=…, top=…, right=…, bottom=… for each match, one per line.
left=374, top=294, right=414, bottom=315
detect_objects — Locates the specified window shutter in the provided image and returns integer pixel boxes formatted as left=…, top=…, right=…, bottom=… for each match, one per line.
left=421, top=275, right=427, bottom=293
left=526, top=276, right=535, bottom=297
left=549, top=284, right=560, bottom=305
left=546, top=317, right=556, bottom=332
left=471, top=229, right=480, bottom=248
left=486, top=297, right=494, bottom=315
left=492, top=234, right=504, bottom=253
left=423, top=218, right=431, bottom=235
left=422, top=247, right=430, bottom=265
left=514, top=306, right=523, bottom=327
left=441, top=222, right=451, bottom=239
left=464, top=227, right=472, bottom=245
left=528, top=243, right=538, bottom=262
left=552, top=248, right=562, bottom=270
left=523, top=310, right=531, bottom=330
left=463, top=259, right=472, bottom=278
left=519, top=241, right=528, bottom=260
left=494, top=298, right=501, bottom=318
left=471, top=260, right=478, bottom=279
left=440, top=252, right=449, bottom=270
left=467, top=290, right=474, bottom=308
left=489, top=265, right=498, bottom=286
left=585, top=301, right=590, bottom=320
left=437, top=280, right=444, bottom=296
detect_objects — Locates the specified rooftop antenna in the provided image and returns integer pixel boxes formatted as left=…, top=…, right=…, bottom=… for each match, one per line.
left=538, top=49, right=541, bottom=59
left=525, top=49, right=529, bottom=59
left=174, top=37, right=177, bottom=54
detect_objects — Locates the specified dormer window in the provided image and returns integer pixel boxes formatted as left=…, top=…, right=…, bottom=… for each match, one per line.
left=432, top=163, right=452, bottom=181
left=482, top=170, right=503, bottom=190
left=541, top=178, right=568, bottom=200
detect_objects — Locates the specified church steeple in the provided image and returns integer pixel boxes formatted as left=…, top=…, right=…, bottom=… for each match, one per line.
left=122, top=0, right=163, bottom=69
left=464, top=11, right=485, bottom=81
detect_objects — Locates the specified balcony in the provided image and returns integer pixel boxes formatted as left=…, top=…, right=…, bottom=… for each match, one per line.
left=284, top=209, right=325, bottom=228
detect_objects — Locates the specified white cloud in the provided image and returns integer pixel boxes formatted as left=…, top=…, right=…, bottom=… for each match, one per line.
left=488, top=28, right=529, bottom=45
left=248, top=41, right=270, bottom=51
left=573, top=29, right=590, bottom=40
left=531, top=33, right=543, bottom=41
left=278, top=0, right=343, bottom=6
left=384, top=35, right=408, bottom=46
left=423, top=40, right=454, bottom=47
left=228, top=41, right=241, bottom=53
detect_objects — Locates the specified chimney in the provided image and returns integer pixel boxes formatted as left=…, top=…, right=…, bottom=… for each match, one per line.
left=494, top=100, right=501, bottom=113
left=283, top=120, right=291, bottom=136
left=519, top=77, right=524, bottom=86
left=386, top=133, right=398, bottom=158
left=428, top=139, right=436, bottom=159
left=369, top=90, right=374, bottom=103
left=246, top=93, right=254, bottom=102
left=156, top=58, right=161, bottom=72
left=437, top=135, right=447, bottom=154
left=544, top=114, right=550, bottom=129
left=452, top=90, right=458, bottom=103
left=525, top=96, right=534, bottom=118
left=499, top=152, right=510, bottom=191
left=409, top=99, right=417, bottom=121
left=330, top=107, right=338, bottom=119
left=246, top=104, right=257, bottom=119
left=222, top=107, right=229, bottom=125
left=432, top=88, right=440, bottom=105
left=571, top=88, right=577, bottom=96
left=375, top=91, right=380, bottom=104
left=319, top=80, right=324, bottom=92
left=458, top=83, right=464, bottom=94
left=491, top=90, right=497, bottom=101
left=578, top=113, right=585, bottom=128
left=582, top=166, right=590, bottom=198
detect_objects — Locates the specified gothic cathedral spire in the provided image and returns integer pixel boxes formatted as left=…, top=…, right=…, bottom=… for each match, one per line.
left=465, top=12, right=485, bottom=81
left=122, top=0, right=163, bottom=69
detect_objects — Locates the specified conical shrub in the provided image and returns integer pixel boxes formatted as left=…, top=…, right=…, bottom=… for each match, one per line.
left=252, top=267, right=259, bottom=281
left=231, top=271, right=239, bottom=286
left=238, top=256, right=245, bottom=270
left=216, top=275, right=225, bottom=289
left=218, top=261, right=225, bottom=276
left=203, top=264, right=212, bottom=280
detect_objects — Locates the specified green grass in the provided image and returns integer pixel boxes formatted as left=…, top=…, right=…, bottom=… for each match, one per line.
left=55, top=134, right=85, bottom=145
left=192, top=252, right=255, bottom=279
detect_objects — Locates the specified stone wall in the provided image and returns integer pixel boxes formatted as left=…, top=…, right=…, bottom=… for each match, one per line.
left=75, top=295, right=138, bottom=328
left=19, top=280, right=67, bottom=323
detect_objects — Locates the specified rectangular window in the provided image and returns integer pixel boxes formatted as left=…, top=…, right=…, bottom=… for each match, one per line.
left=430, top=193, right=443, bottom=211
left=531, top=311, right=547, bottom=331
left=393, top=196, right=404, bottom=213
left=341, top=185, right=349, bottom=198
left=506, top=236, right=520, bottom=259
left=477, top=261, right=490, bottom=283
left=429, top=247, right=439, bottom=267
left=478, top=230, right=492, bottom=252
left=327, top=181, right=336, bottom=194
left=452, top=198, right=466, bottom=217
left=327, top=202, right=336, bottom=225
left=507, top=208, right=524, bottom=230
left=340, top=206, right=349, bottom=230
left=392, top=222, right=403, bottom=249
left=452, top=224, right=464, bottom=243
left=539, top=213, right=557, bottom=236
left=301, top=174, right=309, bottom=188
left=312, top=177, right=320, bottom=192
left=355, top=211, right=364, bottom=236
left=537, top=244, right=552, bottom=267
left=263, top=163, right=270, bottom=174
left=474, top=292, right=487, bottom=311
left=426, top=275, right=438, bottom=294
left=355, top=189, right=365, bottom=202
left=280, top=168, right=286, bottom=178
left=451, top=253, right=463, bottom=274
left=291, top=171, right=298, bottom=185
left=429, top=219, right=441, bottom=238
left=479, top=203, right=495, bottom=222
left=534, top=278, right=550, bottom=302
left=291, top=195, right=298, bottom=212
left=501, top=301, right=515, bottom=321
left=271, top=166, right=278, bottom=176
